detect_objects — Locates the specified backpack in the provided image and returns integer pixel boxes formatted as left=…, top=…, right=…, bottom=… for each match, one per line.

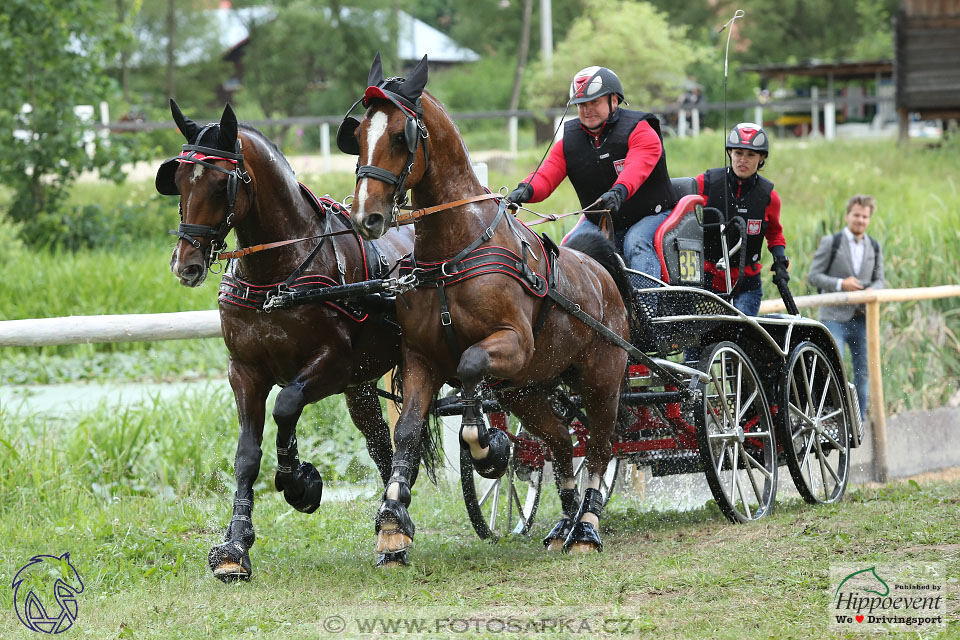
left=818, top=232, right=881, bottom=293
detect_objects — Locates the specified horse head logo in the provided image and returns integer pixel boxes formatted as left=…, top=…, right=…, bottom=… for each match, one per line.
left=12, top=553, right=84, bottom=634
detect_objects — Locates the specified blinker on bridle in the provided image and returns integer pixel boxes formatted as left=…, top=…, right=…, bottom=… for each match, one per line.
left=167, top=123, right=251, bottom=268
left=337, top=83, right=430, bottom=224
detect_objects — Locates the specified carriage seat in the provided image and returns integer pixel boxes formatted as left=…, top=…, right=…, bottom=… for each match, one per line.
left=653, top=179, right=706, bottom=287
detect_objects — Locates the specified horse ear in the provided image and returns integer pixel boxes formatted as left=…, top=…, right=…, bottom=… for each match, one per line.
left=368, top=51, right=384, bottom=87
left=219, top=104, right=238, bottom=150
left=170, top=98, right=201, bottom=142
left=404, top=55, right=429, bottom=99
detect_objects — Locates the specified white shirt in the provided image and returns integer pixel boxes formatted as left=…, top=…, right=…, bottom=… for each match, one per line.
left=835, top=227, right=866, bottom=291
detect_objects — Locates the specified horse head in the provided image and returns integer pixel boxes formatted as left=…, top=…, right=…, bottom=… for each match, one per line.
left=341, top=53, right=433, bottom=240
left=13, top=552, right=85, bottom=633
left=157, top=99, right=254, bottom=287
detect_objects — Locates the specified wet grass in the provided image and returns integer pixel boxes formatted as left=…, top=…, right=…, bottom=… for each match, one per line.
left=0, top=447, right=957, bottom=639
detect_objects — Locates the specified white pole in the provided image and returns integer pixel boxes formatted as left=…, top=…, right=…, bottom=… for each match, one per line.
left=677, top=109, right=687, bottom=137
left=754, top=105, right=763, bottom=128
left=0, top=311, right=222, bottom=347
left=509, top=116, right=519, bottom=156
left=825, top=101, right=836, bottom=140
left=540, top=0, right=553, bottom=74
left=811, top=85, right=820, bottom=138
left=691, top=108, right=700, bottom=137
left=320, top=123, right=331, bottom=173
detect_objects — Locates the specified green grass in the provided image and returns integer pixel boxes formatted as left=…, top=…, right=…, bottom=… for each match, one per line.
left=1, top=137, right=958, bottom=408
left=1, top=393, right=958, bottom=640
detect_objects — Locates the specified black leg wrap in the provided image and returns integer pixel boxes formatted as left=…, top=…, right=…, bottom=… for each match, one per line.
left=542, top=517, right=575, bottom=549
left=469, top=429, right=511, bottom=479
left=275, top=461, right=323, bottom=514
left=376, top=550, right=410, bottom=567
left=562, top=488, right=605, bottom=553
left=559, top=487, right=580, bottom=518
left=375, top=499, right=415, bottom=547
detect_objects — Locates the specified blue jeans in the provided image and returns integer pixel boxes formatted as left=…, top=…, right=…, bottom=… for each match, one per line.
left=564, top=211, right=671, bottom=277
left=824, top=315, right=868, bottom=418
left=729, top=286, right=763, bottom=316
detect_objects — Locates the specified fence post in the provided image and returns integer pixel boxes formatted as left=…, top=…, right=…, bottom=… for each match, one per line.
left=509, top=116, right=518, bottom=156
left=691, top=109, right=700, bottom=137
left=677, top=109, right=687, bottom=137
left=320, top=123, right=331, bottom=173
left=754, top=106, right=763, bottom=127
left=866, top=299, right=888, bottom=482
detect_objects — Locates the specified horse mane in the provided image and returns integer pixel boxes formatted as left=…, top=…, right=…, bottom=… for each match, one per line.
left=237, top=124, right=295, bottom=175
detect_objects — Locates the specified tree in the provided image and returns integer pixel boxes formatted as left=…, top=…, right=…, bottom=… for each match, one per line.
left=0, top=0, right=149, bottom=225
left=525, top=0, right=705, bottom=112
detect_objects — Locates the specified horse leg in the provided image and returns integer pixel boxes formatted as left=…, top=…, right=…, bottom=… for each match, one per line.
left=457, top=329, right=533, bottom=479
left=563, top=376, right=621, bottom=554
left=271, top=379, right=327, bottom=514
left=344, top=382, right=393, bottom=486
left=502, top=390, right=578, bottom=551
left=375, top=353, right=439, bottom=567
left=208, top=360, right=270, bottom=581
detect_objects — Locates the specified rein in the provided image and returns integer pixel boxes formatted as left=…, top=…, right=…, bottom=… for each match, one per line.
left=216, top=228, right=355, bottom=260
left=393, top=192, right=610, bottom=227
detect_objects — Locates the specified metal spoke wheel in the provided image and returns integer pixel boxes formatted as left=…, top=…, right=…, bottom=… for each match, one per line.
left=779, top=342, right=851, bottom=504
left=461, top=414, right=544, bottom=541
left=696, top=341, right=778, bottom=523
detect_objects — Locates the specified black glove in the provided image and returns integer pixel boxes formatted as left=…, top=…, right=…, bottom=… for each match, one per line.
left=597, top=187, right=624, bottom=215
left=507, top=182, right=533, bottom=205
left=771, top=256, right=790, bottom=285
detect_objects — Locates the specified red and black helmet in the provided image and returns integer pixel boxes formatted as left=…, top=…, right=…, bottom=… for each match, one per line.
left=726, top=122, right=769, bottom=154
left=568, top=66, right=625, bottom=105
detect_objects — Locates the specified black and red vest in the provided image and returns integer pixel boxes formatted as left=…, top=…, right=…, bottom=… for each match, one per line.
left=703, top=167, right=774, bottom=291
left=563, top=109, right=676, bottom=231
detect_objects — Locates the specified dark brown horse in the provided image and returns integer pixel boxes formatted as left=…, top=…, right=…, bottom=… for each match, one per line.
left=341, top=54, right=631, bottom=564
left=156, top=100, right=414, bottom=580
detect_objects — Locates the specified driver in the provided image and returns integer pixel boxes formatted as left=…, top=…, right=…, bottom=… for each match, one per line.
left=506, top=66, right=677, bottom=280
left=694, top=123, right=788, bottom=315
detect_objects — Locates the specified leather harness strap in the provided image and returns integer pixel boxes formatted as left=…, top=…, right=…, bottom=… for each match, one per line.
left=395, top=192, right=504, bottom=225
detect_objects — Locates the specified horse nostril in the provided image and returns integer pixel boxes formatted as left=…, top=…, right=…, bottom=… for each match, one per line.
left=179, top=264, right=203, bottom=284
left=363, top=213, right=384, bottom=233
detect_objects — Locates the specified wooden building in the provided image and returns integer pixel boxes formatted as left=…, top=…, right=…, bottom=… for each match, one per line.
left=895, top=0, right=960, bottom=138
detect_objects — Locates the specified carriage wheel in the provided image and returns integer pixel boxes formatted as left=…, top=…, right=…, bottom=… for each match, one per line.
left=779, top=342, right=851, bottom=504
left=696, top=342, right=777, bottom=523
left=461, top=415, right=544, bottom=541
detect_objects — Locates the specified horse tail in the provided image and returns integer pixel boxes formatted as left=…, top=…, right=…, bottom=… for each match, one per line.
left=563, top=230, right=633, bottom=306
left=389, top=365, right=443, bottom=486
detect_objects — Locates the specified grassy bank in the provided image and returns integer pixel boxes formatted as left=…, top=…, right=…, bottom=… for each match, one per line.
left=2, top=137, right=957, bottom=410
left=1, top=392, right=958, bottom=638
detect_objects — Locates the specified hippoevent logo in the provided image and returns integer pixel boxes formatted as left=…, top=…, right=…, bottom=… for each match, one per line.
left=830, top=563, right=946, bottom=631
left=11, top=553, right=84, bottom=634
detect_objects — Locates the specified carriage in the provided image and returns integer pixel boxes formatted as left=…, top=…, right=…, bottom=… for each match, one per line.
left=161, top=56, right=864, bottom=573
left=450, top=179, right=865, bottom=538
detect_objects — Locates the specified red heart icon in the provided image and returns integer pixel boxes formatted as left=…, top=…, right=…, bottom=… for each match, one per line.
left=856, top=615, right=864, bottom=623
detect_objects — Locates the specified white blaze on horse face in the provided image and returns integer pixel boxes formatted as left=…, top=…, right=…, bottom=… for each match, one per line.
left=356, top=110, right=389, bottom=216
left=190, top=163, right=204, bottom=183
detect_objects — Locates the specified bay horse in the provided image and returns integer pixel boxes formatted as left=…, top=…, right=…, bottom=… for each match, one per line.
left=156, top=100, right=419, bottom=580
left=341, top=54, right=631, bottom=564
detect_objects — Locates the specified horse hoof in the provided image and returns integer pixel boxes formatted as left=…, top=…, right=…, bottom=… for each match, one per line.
left=208, top=541, right=252, bottom=582
left=562, top=521, right=603, bottom=554
left=542, top=517, right=574, bottom=551
left=471, top=429, right=511, bottom=479
left=276, top=462, right=323, bottom=514
left=375, top=522, right=413, bottom=554
left=545, top=539, right=565, bottom=552
left=213, top=561, right=250, bottom=581
left=376, top=550, right=409, bottom=568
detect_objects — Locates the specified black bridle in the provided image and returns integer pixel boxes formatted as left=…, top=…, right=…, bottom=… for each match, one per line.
left=166, top=125, right=251, bottom=267
left=337, top=85, right=430, bottom=225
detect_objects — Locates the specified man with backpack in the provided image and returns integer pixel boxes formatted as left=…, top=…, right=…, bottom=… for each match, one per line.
left=807, top=194, right=885, bottom=417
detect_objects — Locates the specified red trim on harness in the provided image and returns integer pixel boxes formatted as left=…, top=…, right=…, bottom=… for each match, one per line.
left=653, top=194, right=705, bottom=283
left=176, top=151, right=238, bottom=165
left=363, top=87, right=417, bottom=117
